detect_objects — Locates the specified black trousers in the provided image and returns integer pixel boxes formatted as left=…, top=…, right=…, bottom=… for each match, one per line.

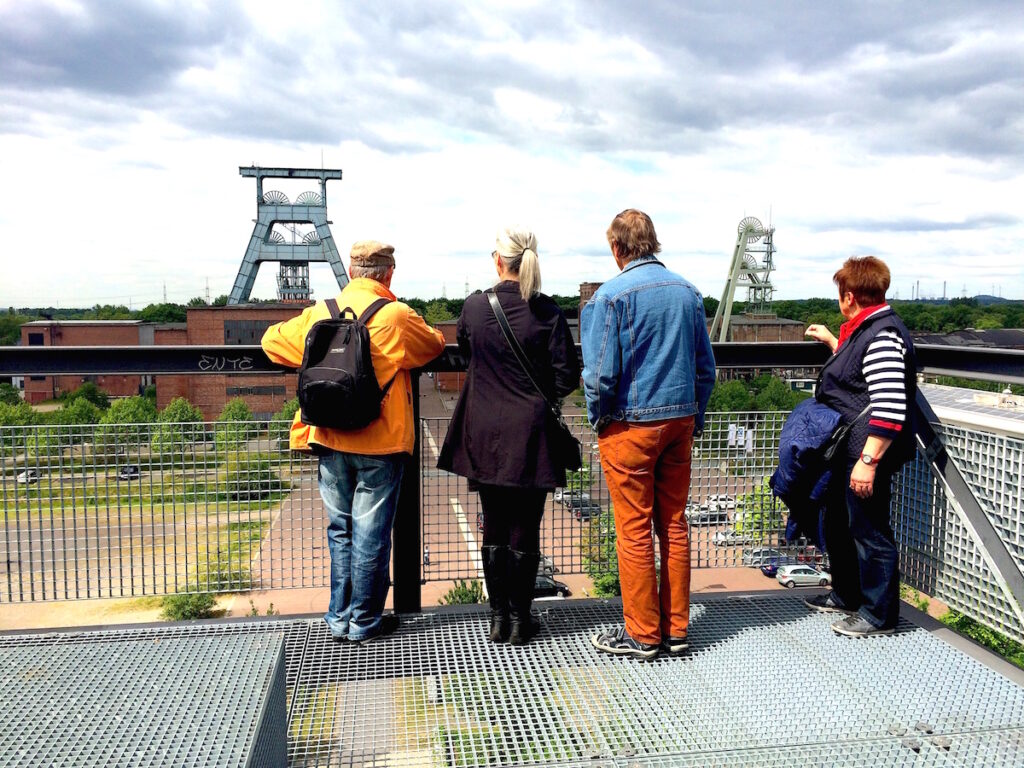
left=824, top=458, right=900, bottom=628
left=478, top=485, right=547, bottom=552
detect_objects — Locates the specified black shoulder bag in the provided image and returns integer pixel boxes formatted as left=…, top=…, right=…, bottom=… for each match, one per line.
left=822, top=403, right=872, bottom=462
left=486, top=291, right=582, bottom=471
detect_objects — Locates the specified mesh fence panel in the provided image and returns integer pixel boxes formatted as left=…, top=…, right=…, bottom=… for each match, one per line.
left=0, top=420, right=323, bottom=601
left=896, top=425, right=1024, bottom=644
left=421, top=411, right=803, bottom=584
left=4, top=411, right=1024, bottom=650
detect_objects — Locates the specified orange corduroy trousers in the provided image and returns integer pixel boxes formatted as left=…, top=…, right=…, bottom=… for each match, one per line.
left=598, top=417, right=695, bottom=645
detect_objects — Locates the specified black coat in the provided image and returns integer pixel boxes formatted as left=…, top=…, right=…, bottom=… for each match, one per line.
left=437, top=281, right=581, bottom=488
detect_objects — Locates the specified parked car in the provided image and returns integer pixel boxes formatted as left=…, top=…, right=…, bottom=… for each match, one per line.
left=777, top=565, right=832, bottom=588
left=538, top=554, right=558, bottom=576
left=574, top=501, right=602, bottom=522
left=560, top=491, right=592, bottom=506
left=687, top=507, right=730, bottom=526
left=759, top=555, right=798, bottom=577
left=118, top=465, right=141, bottom=480
left=742, top=547, right=789, bottom=566
left=714, top=529, right=754, bottom=547
left=534, top=574, right=571, bottom=598
left=705, top=494, right=737, bottom=510
left=15, top=468, right=40, bottom=485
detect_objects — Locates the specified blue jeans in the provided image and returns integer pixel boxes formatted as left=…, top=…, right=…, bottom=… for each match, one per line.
left=824, top=458, right=900, bottom=628
left=318, top=450, right=405, bottom=641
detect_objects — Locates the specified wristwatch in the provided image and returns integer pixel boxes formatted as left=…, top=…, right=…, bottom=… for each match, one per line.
left=860, top=453, right=877, bottom=466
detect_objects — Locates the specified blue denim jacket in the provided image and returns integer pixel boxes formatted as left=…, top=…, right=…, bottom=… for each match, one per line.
left=581, top=255, right=716, bottom=432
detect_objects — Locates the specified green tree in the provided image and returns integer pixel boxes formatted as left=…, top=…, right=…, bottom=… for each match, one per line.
left=273, top=396, right=300, bottom=423
left=59, top=381, right=110, bottom=410
left=57, top=396, right=103, bottom=426
left=97, top=396, right=158, bottom=450
left=424, top=299, right=455, bottom=325
left=0, top=383, right=21, bottom=406
left=215, top=397, right=254, bottom=448
left=707, top=380, right=754, bottom=412
left=212, top=295, right=229, bottom=306
left=151, top=397, right=206, bottom=454
left=0, top=400, right=39, bottom=427
left=702, top=295, right=719, bottom=318
left=137, top=303, right=187, bottom=323
left=187, top=296, right=207, bottom=307
left=0, top=311, right=32, bottom=346
left=754, top=377, right=804, bottom=411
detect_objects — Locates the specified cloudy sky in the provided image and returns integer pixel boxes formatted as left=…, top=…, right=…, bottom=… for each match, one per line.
left=2, top=0, right=1022, bottom=308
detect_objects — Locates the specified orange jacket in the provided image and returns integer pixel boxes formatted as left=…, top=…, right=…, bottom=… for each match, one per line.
left=261, top=278, right=445, bottom=455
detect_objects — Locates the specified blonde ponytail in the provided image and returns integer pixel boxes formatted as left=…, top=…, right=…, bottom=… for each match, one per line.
left=495, top=226, right=542, bottom=300
left=517, top=246, right=541, bottom=300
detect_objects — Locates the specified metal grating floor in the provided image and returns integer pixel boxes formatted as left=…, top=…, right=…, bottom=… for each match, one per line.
left=4, top=595, right=1024, bottom=767
left=0, top=631, right=287, bottom=767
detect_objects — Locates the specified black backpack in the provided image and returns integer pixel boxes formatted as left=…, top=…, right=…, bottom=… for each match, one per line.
left=297, top=297, right=395, bottom=430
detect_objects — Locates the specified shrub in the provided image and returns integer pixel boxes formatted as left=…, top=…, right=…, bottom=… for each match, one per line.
left=224, top=457, right=284, bottom=501
left=161, top=592, right=217, bottom=621
left=582, top=507, right=620, bottom=597
left=0, top=383, right=21, bottom=406
left=439, top=579, right=486, bottom=605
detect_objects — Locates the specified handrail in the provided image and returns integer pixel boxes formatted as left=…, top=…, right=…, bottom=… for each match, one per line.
left=1, top=342, right=1022, bottom=382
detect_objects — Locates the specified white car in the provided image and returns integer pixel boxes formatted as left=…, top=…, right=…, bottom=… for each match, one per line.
left=714, top=529, right=754, bottom=547
left=16, top=469, right=41, bottom=485
left=776, top=565, right=832, bottom=588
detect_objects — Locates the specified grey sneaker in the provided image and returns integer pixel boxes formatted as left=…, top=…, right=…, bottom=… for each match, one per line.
left=804, top=593, right=856, bottom=615
left=591, top=626, right=659, bottom=660
left=660, top=635, right=689, bottom=656
left=831, top=614, right=895, bottom=638
left=356, top=614, right=400, bottom=645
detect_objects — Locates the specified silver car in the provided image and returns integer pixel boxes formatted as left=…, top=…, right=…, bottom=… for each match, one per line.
left=776, top=565, right=832, bottom=588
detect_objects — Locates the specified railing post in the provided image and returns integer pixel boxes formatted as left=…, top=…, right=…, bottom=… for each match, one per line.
left=393, top=371, right=422, bottom=614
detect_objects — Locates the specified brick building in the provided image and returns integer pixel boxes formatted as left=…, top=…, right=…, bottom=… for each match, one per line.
left=20, top=320, right=182, bottom=404
left=158, top=304, right=307, bottom=421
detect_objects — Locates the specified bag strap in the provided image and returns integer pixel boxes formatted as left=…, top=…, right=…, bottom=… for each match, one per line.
left=356, top=297, right=392, bottom=324
left=487, top=290, right=559, bottom=415
left=346, top=296, right=397, bottom=396
left=326, top=298, right=341, bottom=319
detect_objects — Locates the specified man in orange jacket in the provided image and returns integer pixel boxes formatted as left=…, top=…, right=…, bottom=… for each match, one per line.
left=262, top=241, right=445, bottom=643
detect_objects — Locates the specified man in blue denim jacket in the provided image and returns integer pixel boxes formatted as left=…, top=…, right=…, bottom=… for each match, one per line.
left=582, top=209, right=716, bottom=660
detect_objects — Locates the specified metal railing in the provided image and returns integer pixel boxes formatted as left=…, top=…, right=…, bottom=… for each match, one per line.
left=2, top=342, right=1023, bottom=644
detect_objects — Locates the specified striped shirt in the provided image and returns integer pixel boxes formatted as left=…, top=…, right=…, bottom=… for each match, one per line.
left=863, top=329, right=908, bottom=439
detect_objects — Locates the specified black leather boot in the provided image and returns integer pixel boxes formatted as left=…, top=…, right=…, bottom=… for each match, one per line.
left=508, top=549, right=541, bottom=645
left=481, top=545, right=510, bottom=642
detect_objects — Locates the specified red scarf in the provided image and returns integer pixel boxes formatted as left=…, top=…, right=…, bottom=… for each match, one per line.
left=836, top=304, right=887, bottom=349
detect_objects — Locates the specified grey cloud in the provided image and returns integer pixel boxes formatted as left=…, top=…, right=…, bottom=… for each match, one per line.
left=3, top=1, right=1023, bottom=164
left=0, top=0, right=246, bottom=96
left=808, top=214, right=1019, bottom=233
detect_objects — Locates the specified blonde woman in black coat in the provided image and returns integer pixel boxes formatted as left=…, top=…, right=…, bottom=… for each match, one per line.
left=438, top=226, right=580, bottom=645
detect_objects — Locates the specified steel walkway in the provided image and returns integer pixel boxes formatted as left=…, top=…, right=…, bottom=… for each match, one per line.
left=3, top=594, right=1024, bottom=767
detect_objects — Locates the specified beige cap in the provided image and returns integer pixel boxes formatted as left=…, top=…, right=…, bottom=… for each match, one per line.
left=350, top=240, right=396, bottom=267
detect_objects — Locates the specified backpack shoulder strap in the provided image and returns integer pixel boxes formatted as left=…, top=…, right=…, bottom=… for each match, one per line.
left=325, top=298, right=341, bottom=319
left=353, top=297, right=398, bottom=396
left=357, top=297, right=393, bottom=324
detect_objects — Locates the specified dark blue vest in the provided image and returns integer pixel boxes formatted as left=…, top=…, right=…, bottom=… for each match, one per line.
left=815, top=308, right=917, bottom=467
